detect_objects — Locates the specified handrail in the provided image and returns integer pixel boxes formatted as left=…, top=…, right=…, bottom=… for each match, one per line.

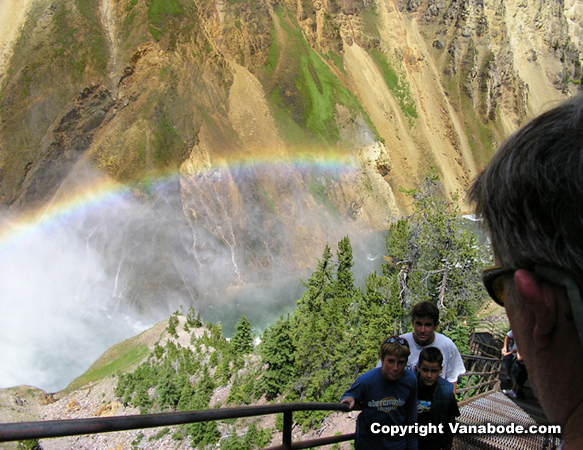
left=461, top=354, right=501, bottom=362
left=470, top=319, right=507, bottom=358
left=456, top=353, right=502, bottom=401
left=0, top=402, right=361, bottom=449
left=0, top=352, right=504, bottom=447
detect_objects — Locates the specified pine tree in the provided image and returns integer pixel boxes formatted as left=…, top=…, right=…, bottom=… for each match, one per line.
left=185, top=366, right=219, bottom=446
left=215, top=354, right=232, bottom=384
left=382, top=217, right=419, bottom=332
left=297, top=244, right=334, bottom=312
left=17, top=440, right=42, bottom=450
left=335, top=236, right=355, bottom=299
left=186, top=305, right=202, bottom=328
left=380, top=171, right=489, bottom=332
left=260, top=315, right=296, bottom=399
left=292, top=238, right=358, bottom=404
left=167, top=313, right=179, bottom=338
left=132, top=381, right=152, bottom=413
left=231, top=315, right=254, bottom=355
left=177, top=373, right=195, bottom=411
left=353, top=272, right=402, bottom=369
left=291, top=242, right=338, bottom=402
left=157, top=361, right=180, bottom=410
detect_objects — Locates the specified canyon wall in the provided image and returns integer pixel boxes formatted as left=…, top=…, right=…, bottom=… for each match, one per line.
left=0, top=0, right=581, bottom=287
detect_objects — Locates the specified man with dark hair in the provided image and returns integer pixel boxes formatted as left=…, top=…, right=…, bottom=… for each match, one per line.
left=470, top=95, right=583, bottom=449
left=388, top=302, right=465, bottom=389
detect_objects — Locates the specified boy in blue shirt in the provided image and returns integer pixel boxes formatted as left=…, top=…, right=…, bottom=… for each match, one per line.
left=341, top=336, right=418, bottom=450
left=416, top=347, right=460, bottom=450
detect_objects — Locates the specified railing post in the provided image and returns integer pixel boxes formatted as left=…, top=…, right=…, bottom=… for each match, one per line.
left=283, top=410, right=293, bottom=449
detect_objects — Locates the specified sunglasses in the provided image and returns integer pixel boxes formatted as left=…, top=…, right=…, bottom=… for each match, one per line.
left=384, top=337, right=409, bottom=347
left=481, top=266, right=516, bottom=306
left=481, top=265, right=583, bottom=345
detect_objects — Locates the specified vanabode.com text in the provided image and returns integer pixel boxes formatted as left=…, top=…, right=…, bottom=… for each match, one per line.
left=371, top=423, right=561, bottom=436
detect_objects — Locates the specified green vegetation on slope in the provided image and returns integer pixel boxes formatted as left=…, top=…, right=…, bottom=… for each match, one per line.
left=73, top=0, right=108, bottom=72
left=362, top=5, right=381, bottom=40
left=147, top=0, right=185, bottom=42
left=257, top=182, right=283, bottom=222
left=66, top=340, right=149, bottom=394
left=4, top=0, right=108, bottom=101
left=263, top=7, right=379, bottom=148
left=367, top=48, right=418, bottom=124
left=151, top=105, right=186, bottom=169
left=307, top=175, right=340, bottom=220
left=113, top=313, right=266, bottom=447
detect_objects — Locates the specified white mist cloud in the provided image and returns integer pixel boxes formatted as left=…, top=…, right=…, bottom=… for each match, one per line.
left=0, top=181, right=233, bottom=392
left=0, top=164, right=389, bottom=392
left=0, top=217, right=144, bottom=392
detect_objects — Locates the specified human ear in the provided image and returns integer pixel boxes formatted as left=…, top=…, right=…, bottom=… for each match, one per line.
left=514, top=269, right=558, bottom=348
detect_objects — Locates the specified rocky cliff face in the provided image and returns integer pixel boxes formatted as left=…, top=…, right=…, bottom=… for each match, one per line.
left=0, top=0, right=581, bottom=299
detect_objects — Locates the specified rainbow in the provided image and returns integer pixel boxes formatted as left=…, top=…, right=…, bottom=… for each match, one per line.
left=0, top=179, right=116, bottom=250
left=0, top=152, right=363, bottom=252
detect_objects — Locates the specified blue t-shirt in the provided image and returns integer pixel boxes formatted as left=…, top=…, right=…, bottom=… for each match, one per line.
left=341, top=368, right=418, bottom=450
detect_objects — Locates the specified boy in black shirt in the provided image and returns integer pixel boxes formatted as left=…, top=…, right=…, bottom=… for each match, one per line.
left=416, top=347, right=460, bottom=450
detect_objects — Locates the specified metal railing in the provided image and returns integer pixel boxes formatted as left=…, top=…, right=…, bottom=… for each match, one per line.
left=0, top=346, right=504, bottom=448
left=456, top=354, right=502, bottom=402
left=469, top=318, right=508, bottom=358
left=0, top=402, right=360, bottom=449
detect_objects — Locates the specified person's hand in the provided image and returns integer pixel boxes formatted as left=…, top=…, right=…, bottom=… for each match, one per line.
left=341, top=397, right=355, bottom=409
left=502, top=349, right=509, bottom=356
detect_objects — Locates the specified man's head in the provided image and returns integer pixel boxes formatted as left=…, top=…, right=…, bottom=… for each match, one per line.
left=418, top=347, right=443, bottom=387
left=470, top=95, right=583, bottom=430
left=380, top=336, right=410, bottom=381
left=411, top=301, right=439, bottom=346
left=470, top=95, right=583, bottom=275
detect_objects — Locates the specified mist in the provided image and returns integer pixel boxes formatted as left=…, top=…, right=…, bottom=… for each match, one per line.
left=0, top=181, right=205, bottom=392
left=0, top=166, right=389, bottom=393
left=0, top=211, right=147, bottom=391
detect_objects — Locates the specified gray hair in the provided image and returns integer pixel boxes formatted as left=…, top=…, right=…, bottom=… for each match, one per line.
left=469, top=95, right=583, bottom=278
